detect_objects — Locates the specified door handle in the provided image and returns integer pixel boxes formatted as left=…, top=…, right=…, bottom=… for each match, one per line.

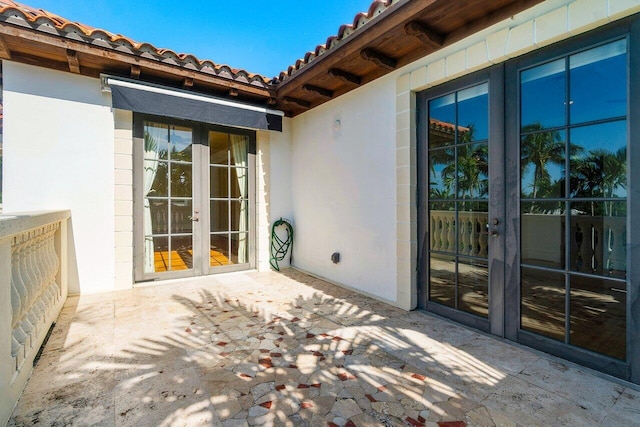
left=189, top=215, right=199, bottom=222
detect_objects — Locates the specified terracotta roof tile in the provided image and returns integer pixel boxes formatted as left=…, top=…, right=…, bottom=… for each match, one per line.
left=276, top=0, right=399, bottom=83
left=0, top=0, right=271, bottom=86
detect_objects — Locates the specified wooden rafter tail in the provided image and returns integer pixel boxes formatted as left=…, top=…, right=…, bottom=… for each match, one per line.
left=328, top=68, right=361, bottom=86
left=283, top=96, right=311, bottom=109
left=360, top=48, right=396, bottom=70
left=404, top=21, right=445, bottom=49
left=66, top=49, right=80, bottom=73
left=302, top=84, right=333, bottom=100
left=130, top=64, right=141, bottom=79
left=0, top=35, right=11, bottom=59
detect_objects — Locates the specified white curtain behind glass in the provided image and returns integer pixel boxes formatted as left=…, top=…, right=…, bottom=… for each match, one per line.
left=230, top=134, right=247, bottom=263
left=143, top=125, right=166, bottom=273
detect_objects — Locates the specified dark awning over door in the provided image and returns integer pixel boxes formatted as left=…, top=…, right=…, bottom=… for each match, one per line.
left=104, top=76, right=283, bottom=132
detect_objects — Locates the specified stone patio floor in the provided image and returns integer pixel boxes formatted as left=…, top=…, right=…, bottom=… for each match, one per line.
left=8, top=269, right=640, bottom=427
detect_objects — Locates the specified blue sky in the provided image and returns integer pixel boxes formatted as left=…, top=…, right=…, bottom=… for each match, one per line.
left=23, top=0, right=373, bottom=78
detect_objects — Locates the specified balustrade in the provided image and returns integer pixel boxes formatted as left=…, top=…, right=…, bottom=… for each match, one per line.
left=1, top=210, right=69, bottom=426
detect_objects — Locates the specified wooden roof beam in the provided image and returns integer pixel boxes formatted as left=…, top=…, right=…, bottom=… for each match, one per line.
left=282, top=96, right=311, bottom=109
left=66, top=49, right=80, bottom=73
left=404, top=21, right=445, bottom=49
left=302, top=84, right=333, bottom=100
left=328, top=68, right=361, bottom=86
left=130, top=64, right=141, bottom=79
left=360, top=48, right=396, bottom=71
left=183, top=76, right=194, bottom=87
left=0, top=35, right=11, bottom=59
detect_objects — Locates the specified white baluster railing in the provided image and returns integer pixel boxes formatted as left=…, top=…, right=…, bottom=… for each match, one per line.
left=1, top=210, right=70, bottom=426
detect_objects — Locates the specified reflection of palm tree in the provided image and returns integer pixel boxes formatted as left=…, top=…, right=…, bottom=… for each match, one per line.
left=430, top=124, right=488, bottom=200
left=520, top=122, right=565, bottom=200
left=572, top=147, right=626, bottom=215
left=442, top=143, right=488, bottom=199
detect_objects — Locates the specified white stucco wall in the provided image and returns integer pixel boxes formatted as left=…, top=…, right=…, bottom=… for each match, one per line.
left=290, top=77, right=397, bottom=303
left=3, top=62, right=115, bottom=295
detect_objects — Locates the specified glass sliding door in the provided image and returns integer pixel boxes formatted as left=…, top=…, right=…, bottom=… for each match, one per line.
left=142, top=122, right=194, bottom=275
left=135, top=116, right=255, bottom=280
left=517, top=39, right=628, bottom=361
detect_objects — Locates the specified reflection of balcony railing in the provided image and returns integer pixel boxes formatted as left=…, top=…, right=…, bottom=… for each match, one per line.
left=430, top=210, right=626, bottom=277
left=430, top=210, right=488, bottom=257
left=522, top=213, right=626, bottom=277
left=0, top=210, right=70, bottom=425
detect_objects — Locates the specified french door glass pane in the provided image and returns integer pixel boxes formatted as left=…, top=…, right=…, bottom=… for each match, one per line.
left=521, top=201, right=565, bottom=269
left=210, top=200, right=229, bottom=232
left=210, top=166, right=229, bottom=198
left=429, top=202, right=455, bottom=253
left=209, top=131, right=228, bottom=164
left=149, top=199, right=168, bottom=235
left=520, top=130, right=566, bottom=199
left=457, top=143, right=488, bottom=199
left=428, top=147, right=454, bottom=199
left=230, top=200, right=248, bottom=232
left=210, top=234, right=230, bottom=266
left=428, top=94, right=456, bottom=148
left=170, top=236, right=192, bottom=270
left=569, top=121, right=627, bottom=199
left=457, top=257, right=488, bottom=318
left=430, top=254, right=456, bottom=308
left=569, top=201, right=626, bottom=279
left=171, top=200, right=192, bottom=234
left=458, top=202, right=488, bottom=257
left=521, top=59, right=566, bottom=130
left=231, top=233, right=248, bottom=264
left=521, top=267, right=566, bottom=341
left=149, top=161, right=168, bottom=197
left=230, top=167, right=248, bottom=198
left=570, top=40, right=627, bottom=124
left=570, top=275, right=626, bottom=359
left=458, top=83, right=488, bottom=141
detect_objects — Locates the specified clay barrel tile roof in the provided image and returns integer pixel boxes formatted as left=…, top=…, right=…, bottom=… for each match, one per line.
left=277, top=0, right=398, bottom=83
left=0, top=0, right=271, bottom=86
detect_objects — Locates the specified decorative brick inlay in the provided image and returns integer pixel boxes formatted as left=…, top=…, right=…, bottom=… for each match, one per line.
left=337, top=372, right=357, bottom=381
left=259, top=401, right=273, bottom=409
left=407, top=417, right=425, bottom=427
left=438, top=422, right=466, bottom=427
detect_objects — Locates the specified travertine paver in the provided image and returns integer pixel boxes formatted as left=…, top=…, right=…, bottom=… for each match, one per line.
left=8, top=269, right=640, bottom=426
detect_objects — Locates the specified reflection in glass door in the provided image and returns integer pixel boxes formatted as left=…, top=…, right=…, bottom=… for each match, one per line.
left=208, top=131, right=249, bottom=269
left=518, top=39, right=627, bottom=360
left=143, top=122, right=194, bottom=274
left=425, top=82, right=492, bottom=322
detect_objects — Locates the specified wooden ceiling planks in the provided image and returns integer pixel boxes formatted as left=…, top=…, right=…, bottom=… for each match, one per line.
left=275, top=0, right=544, bottom=116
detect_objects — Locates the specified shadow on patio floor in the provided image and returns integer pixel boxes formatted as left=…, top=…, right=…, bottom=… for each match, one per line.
left=8, top=269, right=640, bottom=426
